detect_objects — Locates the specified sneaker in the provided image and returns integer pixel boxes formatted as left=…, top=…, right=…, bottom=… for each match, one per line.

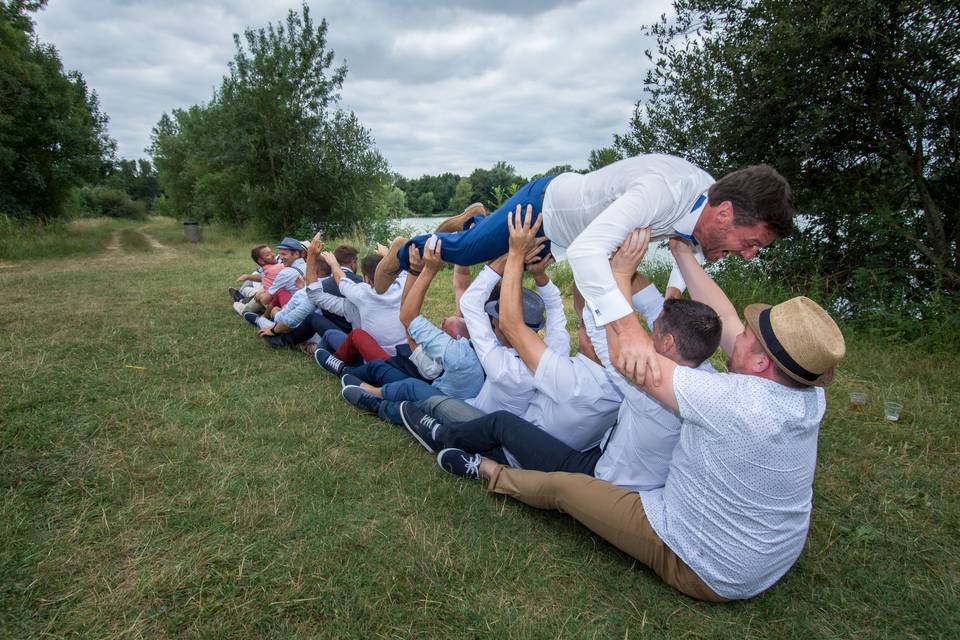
left=399, top=401, right=442, bottom=453
left=434, top=202, right=486, bottom=234
left=255, top=316, right=275, bottom=331
left=373, top=236, right=408, bottom=294
left=243, top=312, right=260, bottom=326
left=341, top=385, right=381, bottom=415
left=229, top=287, right=244, bottom=303
left=437, top=448, right=483, bottom=480
left=232, top=301, right=246, bottom=316
left=314, top=348, right=346, bottom=376
left=340, top=373, right=363, bottom=389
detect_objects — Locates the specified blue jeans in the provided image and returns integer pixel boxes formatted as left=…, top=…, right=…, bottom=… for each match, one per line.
left=382, top=377, right=439, bottom=402
left=398, top=175, right=555, bottom=270
left=437, top=410, right=602, bottom=474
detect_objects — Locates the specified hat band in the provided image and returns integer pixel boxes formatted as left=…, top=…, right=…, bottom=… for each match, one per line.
left=757, top=307, right=819, bottom=382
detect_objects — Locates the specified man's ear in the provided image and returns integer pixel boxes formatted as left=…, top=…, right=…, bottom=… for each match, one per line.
left=715, top=200, right=735, bottom=225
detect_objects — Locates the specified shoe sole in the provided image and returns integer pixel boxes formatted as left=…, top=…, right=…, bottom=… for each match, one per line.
left=373, top=236, right=407, bottom=294
left=399, top=402, right=437, bottom=453
left=434, top=202, right=486, bottom=234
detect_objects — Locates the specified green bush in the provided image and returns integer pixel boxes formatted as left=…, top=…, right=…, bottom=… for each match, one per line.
left=75, top=186, right=148, bottom=220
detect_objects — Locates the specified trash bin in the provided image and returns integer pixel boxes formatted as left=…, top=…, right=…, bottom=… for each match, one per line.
left=183, top=220, right=201, bottom=243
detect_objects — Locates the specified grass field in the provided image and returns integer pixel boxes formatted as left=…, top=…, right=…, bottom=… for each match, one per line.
left=1, top=217, right=958, bottom=638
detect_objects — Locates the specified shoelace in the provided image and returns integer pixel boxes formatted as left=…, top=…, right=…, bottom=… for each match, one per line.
left=462, top=453, right=481, bottom=479
left=326, top=355, right=345, bottom=371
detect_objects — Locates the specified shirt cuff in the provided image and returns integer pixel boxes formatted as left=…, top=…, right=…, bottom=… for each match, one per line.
left=586, top=289, right=634, bottom=326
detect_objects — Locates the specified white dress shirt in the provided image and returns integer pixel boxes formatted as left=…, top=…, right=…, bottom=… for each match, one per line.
left=583, top=284, right=715, bottom=491
left=520, top=279, right=622, bottom=450
left=541, top=154, right=714, bottom=325
left=307, top=272, right=407, bottom=355
left=458, top=266, right=536, bottom=417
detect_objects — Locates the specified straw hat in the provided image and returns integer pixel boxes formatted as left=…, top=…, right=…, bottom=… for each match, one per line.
left=743, top=296, right=845, bottom=386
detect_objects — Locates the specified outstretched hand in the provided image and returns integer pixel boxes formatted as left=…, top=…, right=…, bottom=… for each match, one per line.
left=507, top=204, right=544, bottom=258
left=307, top=232, right=324, bottom=258
left=668, top=236, right=695, bottom=258
left=319, top=250, right=339, bottom=270
left=407, top=244, right=424, bottom=273
left=611, top=227, right=650, bottom=280
left=422, top=237, right=445, bottom=272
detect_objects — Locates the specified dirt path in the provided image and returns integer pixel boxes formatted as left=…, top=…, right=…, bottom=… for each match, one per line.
left=106, top=226, right=169, bottom=252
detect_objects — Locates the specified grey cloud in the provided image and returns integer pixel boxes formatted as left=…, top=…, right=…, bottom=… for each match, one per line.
left=33, top=0, right=672, bottom=177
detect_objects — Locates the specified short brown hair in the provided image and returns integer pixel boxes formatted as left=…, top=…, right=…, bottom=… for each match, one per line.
left=251, top=244, right=269, bottom=265
left=334, top=244, right=359, bottom=266
left=361, top=254, right=382, bottom=280
left=656, top=299, right=722, bottom=365
left=709, top=165, right=794, bottom=238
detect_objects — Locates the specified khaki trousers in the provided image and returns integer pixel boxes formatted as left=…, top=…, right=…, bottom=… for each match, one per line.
left=487, top=465, right=729, bottom=603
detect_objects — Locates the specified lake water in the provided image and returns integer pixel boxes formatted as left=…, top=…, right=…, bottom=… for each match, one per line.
left=399, top=216, right=673, bottom=266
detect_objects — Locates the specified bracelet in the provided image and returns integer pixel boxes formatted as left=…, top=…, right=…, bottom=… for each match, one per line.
left=408, top=269, right=422, bottom=276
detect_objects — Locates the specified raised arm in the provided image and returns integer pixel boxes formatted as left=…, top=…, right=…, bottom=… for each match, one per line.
left=305, top=233, right=324, bottom=286
left=669, top=238, right=743, bottom=356
left=400, top=242, right=442, bottom=330
left=499, top=206, right=549, bottom=374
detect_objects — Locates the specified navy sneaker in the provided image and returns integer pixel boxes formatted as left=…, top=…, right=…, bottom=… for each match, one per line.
left=314, top=348, right=346, bottom=376
left=437, top=448, right=483, bottom=480
left=228, top=287, right=244, bottom=303
left=340, top=373, right=363, bottom=389
left=399, top=401, right=442, bottom=453
left=341, top=385, right=382, bottom=415
left=243, top=312, right=260, bottom=326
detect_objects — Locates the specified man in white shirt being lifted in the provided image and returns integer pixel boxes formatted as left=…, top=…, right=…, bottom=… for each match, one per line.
left=374, top=155, right=793, bottom=388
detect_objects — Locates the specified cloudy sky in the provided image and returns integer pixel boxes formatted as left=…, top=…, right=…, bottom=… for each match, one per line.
left=34, top=0, right=673, bottom=178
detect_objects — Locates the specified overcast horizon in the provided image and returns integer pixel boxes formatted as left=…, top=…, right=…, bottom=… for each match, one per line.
left=33, top=1, right=672, bottom=179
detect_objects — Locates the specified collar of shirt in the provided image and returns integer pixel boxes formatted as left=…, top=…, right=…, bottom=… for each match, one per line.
left=673, top=192, right=708, bottom=246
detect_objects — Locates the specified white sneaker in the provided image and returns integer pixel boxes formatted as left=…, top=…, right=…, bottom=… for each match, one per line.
left=255, top=317, right=275, bottom=330
left=232, top=301, right=246, bottom=316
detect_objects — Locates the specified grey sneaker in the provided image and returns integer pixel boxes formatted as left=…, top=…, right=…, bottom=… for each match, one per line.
left=437, top=448, right=483, bottom=480
left=341, top=385, right=382, bottom=415
left=399, top=401, right=442, bottom=453
left=232, top=301, right=246, bottom=316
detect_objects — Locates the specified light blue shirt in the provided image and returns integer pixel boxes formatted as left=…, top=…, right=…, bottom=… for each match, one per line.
left=268, top=257, right=306, bottom=296
left=640, top=366, right=826, bottom=599
left=275, top=288, right=316, bottom=328
left=407, top=315, right=484, bottom=400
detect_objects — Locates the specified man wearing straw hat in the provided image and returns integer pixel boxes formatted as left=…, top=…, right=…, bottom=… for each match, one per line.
left=428, top=230, right=845, bottom=602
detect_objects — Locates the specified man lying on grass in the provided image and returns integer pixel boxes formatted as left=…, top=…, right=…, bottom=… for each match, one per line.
left=405, top=227, right=845, bottom=602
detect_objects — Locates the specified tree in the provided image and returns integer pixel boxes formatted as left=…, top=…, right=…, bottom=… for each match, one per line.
left=469, top=161, right=522, bottom=210
left=588, top=147, right=622, bottom=171
left=618, top=0, right=959, bottom=318
left=448, top=177, right=474, bottom=214
left=0, top=0, right=116, bottom=220
left=150, top=3, right=388, bottom=234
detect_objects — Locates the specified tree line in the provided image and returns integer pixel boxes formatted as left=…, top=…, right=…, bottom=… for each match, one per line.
left=619, top=0, right=958, bottom=324
left=0, top=1, right=162, bottom=221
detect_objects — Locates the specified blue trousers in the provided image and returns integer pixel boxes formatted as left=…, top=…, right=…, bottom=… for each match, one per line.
left=398, top=175, right=555, bottom=270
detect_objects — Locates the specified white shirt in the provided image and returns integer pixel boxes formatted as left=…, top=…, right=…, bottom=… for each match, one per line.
left=583, top=284, right=715, bottom=491
left=458, top=266, right=535, bottom=417
left=541, top=154, right=714, bottom=325
left=522, top=349, right=622, bottom=451
left=306, top=273, right=407, bottom=355
left=640, top=367, right=826, bottom=599
left=336, top=273, right=408, bottom=355
left=520, top=279, right=622, bottom=450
